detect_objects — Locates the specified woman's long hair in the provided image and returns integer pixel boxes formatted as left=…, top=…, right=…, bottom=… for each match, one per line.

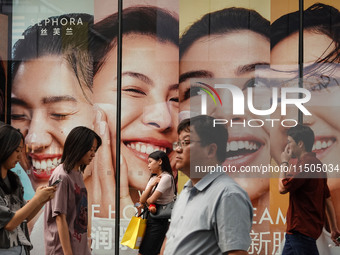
left=148, top=150, right=176, bottom=194
left=0, top=125, right=24, bottom=194
left=61, top=126, right=102, bottom=173
left=271, top=3, right=340, bottom=75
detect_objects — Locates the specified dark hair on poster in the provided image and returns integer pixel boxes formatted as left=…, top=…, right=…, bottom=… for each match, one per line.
left=91, top=6, right=179, bottom=75
left=180, top=7, right=269, bottom=58
left=12, top=13, right=94, bottom=103
left=271, top=3, right=340, bottom=75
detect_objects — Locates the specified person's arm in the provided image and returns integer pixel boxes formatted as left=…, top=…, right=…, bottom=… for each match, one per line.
left=5, top=186, right=55, bottom=231
left=278, top=146, right=306, bottom=194
left=217, top=191, right=252, bottom=254
left=139, top=184, right=155, bottom=204
left=279, top=172, right=306, bottom=195
left=147, top=174, right=173, bottom=204
left=4, top=197, right=40, bottom=231
left=278, top=161, right=289, bottom=194
left=146, top=191, right=162, bottom=205
left=160, top=237, right=166, bottom=255
left=140, top=176, right=161, bottom=204
left=224, top=251, right=248, bottom=255
left=26, top=185, right=57, bottom=222
left=56, top=214, right=73, bottom=255
left=26, top=201, right=45, bottom=222
left=326, top=197, right=340, bottom=245
left=278, top=145, right=291, bottom=194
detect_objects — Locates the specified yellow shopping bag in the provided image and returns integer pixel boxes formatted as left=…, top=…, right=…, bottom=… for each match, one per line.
left=121, top=216, right=147, bottom=249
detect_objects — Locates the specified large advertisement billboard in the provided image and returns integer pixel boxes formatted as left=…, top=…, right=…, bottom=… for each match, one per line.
left=1, top=0, right=339, bottom=254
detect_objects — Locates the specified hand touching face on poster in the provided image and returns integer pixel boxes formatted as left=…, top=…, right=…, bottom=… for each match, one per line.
left=88, top=105, right=135, bottom=219
left=88, top=7, right=179, bottom=218
left=179, top=8, right=270, bottom=202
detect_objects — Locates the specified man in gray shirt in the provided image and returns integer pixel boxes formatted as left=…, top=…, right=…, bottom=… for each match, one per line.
left=162, top=115, right=253, bottom=255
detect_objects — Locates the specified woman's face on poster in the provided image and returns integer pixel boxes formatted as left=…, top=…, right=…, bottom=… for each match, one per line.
left=179, top=30, right=271, bottom=199
left=271, top=30, right=340, bottom=190
left=93, top=34, right=179, bottom=191
left=11, top=55, right=94, bottom=188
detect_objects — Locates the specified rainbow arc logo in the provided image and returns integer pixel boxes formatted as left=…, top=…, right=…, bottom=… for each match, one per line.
left=196, top=82, right=223, bottom=106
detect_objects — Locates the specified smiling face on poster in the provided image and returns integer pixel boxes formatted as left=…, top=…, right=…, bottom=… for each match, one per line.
left=5, top=0, right=340, bottom=254
left=93, top=34, right=178, bottom=190
left=11, top=14, right=94, bottom=189
left=87, top=6, right=179, bottom=221
left=271, top=3, right=340, bottom=238
left=9, top=11, right=95, bottom=255
left=179, top=6, right=271, bottom=205
left=177, top=4, right=291, bottom=254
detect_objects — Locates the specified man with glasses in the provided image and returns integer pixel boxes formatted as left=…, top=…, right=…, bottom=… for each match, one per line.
left=162, top=115, right=253, bottom=255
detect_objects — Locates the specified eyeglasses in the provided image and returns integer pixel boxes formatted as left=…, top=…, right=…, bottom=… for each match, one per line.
left=172, top=140, right=201, bottom=150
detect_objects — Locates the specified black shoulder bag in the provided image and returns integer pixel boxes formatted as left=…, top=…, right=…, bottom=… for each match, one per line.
left=148, top=176, right=176, bottom=220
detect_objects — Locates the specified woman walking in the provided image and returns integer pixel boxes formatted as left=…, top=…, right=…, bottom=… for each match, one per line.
left=44, top=126, right=102, bottom=255
left=0, top=125, right=56, bottom=254
left=138, top=150, right=176, bottom=255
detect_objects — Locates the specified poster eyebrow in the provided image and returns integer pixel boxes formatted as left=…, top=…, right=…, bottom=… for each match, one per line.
left=42, top=95, right=77, bottom=104
left=236, top=62, right=269, bottom=75
left=11, top=97, right=29, bottom=107
left=121, top=71, right=154, bottom=86
left=179, top=70, right=213, bottom=83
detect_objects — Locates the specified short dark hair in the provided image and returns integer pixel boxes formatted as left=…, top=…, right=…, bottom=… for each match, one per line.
left=271, top=3, right=340, bottom=73
left=12, top=13, right=94, bottom=103
left=91, top=6, right=179, bottom=75
left=0, top=125, right=24, bottom=194
left=287, top=124, right=315, bottom=152
left=61, top=126, right=102, bottom=173
left=180, top=7, right=269, bottom=58
left=177, top=115, right=228, bottom=162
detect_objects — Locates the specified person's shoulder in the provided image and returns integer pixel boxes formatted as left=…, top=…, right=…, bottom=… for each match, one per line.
left=212, top=173, right=236, bottom=187
left=146, top=175, right=157, bottom=185
left=161, top=172, right=172, bottom=180
left=302, top=152, right=322, bottom=164
left=314, top=157, right=323, bottom=165
left=8, top=169, right=20, bottom=180
left=51, top=164, right=68, bottom=180
left=7, top=169, right=22, bottom=187
left=149, top=175, right=157, bottom=180
left=213, top=174, right=249, bottom=196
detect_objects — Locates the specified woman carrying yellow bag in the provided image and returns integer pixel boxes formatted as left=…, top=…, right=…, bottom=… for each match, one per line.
left=121, top=212, right=147, bottom=249
left=137, top=151, right=176, bottom=255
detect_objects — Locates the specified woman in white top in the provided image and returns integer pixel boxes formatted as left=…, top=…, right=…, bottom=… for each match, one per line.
left=138, top=150, right=176, bottom=255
